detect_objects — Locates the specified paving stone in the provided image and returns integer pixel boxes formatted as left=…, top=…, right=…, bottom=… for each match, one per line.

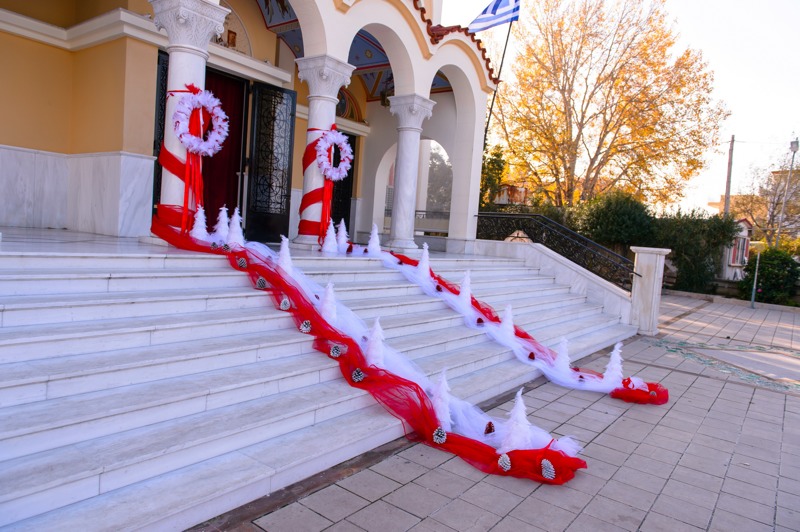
left=633, top=442, right=682, bottom=466
left=725, top=463, right=778, bottom=490
left=581, top=456, right=619, bottom=481
left=531, top=484, right=591, bottom=514
left=459, top=480, right=523, bottom=516
left=407, top=518, right=458, bottom=532
left=565, top=513, right=627, bottom=532
left=486, top=515, right=544, bottom=532
left=677, top=450, right=727, bottom=478
left=611, top=466, right=666, bottom=495
left=721, top=477, right=776, bottom=506
left=326, top=521, right=368, bottom=532
left=370, top=455, right=429, bottom=484
left=661, top=478, right=718, bottom=509
left=383, top=483, right=451, bottom=519
left=776, top=505, right=800, bottom=530
left=301, top=485, right=370, bottom=522
left=736, top=442, right=782, bottom=464
left=509, top=495, right=577, bottom=532
left=650, top=494, right=711, bottom=529
left=639, top=511, right=704, bottom=532
left=480, top=473, right=538, bottom=498
left=597, top=479, right=657, bottom=512
left=346, top=500, right=420, bottom=532
left=625, top=453, right=675, bottom=479
left=437, top=457, right=488, bottom=482
left=715, top=492, right=775, bottom=526
left=398, top=445, right=451, bottom=469
left=428, top=498, right=500, bottom=532
left=253, top=502, right=332, bottom=532
left=779, top=475, right=800, bottom=496
left=413, top=468, right=476, bottom=499
left=338, top=469, right=402, bottom=502
left=593, top=432, right=640, bottom=455
left=708, top=509, right=774, bottom=532
left=582, top=495, right=646, bottom=531
left=731, top=453, right=781, bottom=477
left=778, top=489, right=800, bottom=510
left=582, top=443, right=630, bottom=467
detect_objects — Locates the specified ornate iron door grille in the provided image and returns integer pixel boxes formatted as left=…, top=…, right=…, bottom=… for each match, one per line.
left=151, top=50, right=169, bottom=212
left=476, top=213, right=639, bottom=291
left=245, top=82, right=297, bottom=242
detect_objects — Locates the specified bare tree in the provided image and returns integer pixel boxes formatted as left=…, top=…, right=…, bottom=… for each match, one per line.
left=735, top=162, right=800, bottom=246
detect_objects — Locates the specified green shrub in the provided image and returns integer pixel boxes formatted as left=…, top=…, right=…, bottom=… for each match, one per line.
left=739, top=247, right=800, bottom=305
left=575, top=191, right=653, bottom=255
left=651, top=210, right=739, bottom=293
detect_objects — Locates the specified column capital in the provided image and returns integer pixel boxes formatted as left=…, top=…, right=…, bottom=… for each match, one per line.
left=388, top=94, right=436, bottom=132
left=150, top=0, right=229, bottom=58
left=296, top=55, right=356, bottom=102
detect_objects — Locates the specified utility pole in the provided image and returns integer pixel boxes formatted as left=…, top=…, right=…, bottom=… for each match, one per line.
left=724, top=135, right=734, bottom=215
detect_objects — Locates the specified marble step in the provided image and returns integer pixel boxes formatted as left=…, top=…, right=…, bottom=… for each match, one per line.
left=0, top=307, right=296, bottom=363
left=0, top=405, right=402, bottom=532
left=0, top=251, right=230, bottom=271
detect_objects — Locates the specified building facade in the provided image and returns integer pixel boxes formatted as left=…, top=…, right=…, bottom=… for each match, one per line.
left=0, top=0, right=496, bottom=248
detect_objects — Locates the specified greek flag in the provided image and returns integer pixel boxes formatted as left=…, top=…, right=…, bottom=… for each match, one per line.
left=468, top=0, right=521, bottom=33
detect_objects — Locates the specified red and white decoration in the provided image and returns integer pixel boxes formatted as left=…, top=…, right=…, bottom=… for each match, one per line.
left=153, top=84, right=228, bottom=235
left=299, top=125, right=352, bottom=243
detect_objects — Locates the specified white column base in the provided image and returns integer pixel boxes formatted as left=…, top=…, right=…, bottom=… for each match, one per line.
left=385, top=238, right=418, bottom=250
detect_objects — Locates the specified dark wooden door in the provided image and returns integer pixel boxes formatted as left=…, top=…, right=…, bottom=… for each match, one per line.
left=245, top=82, right=297, bottom=242
left=203, top=68, right=247, bottom=230
left=330, top=133, right=356, bottom=230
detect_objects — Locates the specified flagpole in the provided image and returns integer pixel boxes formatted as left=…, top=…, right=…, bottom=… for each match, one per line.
left=482, top=21, right=514, bottom=152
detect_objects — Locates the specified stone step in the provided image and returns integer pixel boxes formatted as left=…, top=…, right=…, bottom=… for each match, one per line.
left=0, top=251, right=230, bottom=271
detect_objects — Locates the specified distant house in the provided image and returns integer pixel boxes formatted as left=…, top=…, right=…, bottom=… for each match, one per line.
left=493, top=184, right=528, bottom=205
left=720, top=218, right=753, bottom=281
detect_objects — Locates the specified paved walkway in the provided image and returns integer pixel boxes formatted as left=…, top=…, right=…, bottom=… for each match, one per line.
left=191, top=295, right=800, bottom=532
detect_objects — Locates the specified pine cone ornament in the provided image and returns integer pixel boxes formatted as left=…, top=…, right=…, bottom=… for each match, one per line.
left=256, top=277, right=267, bottom=289
left=330, top=344, right=341, bottom=358
left=237, top=257, right=247, bottom=269
left=498, top=453, right=511, bottom=472
left=352, top=368, right=365, bottom=383
left=432, top=426, right=447, bottom=444
left=299, top=320, right=311, bottom=333
left=541, top=458, right=556, bottom=480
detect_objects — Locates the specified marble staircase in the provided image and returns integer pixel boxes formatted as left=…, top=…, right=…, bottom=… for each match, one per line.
left=0, top=247, right=637, bottom=530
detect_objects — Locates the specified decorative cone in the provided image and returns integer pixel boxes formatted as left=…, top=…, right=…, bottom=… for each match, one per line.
left=431, top=369, right=453, bottom=432
left=227, top=207, right=245, bottom=247
left=336, top=219, right=349, bottom=254
left=498, top=389, right=533, bottom=454
left=367, top=223, right=382, bottom=256
left=320, top=281, right=337, bottom=324
left=365, top=317, right=385, bottom=367
left=458, top=270, right=472, bottom=309
left=211, top=206, right=229, bottom=244
left=553, top=338, right=572, bottom=377
left=417, top=243, right=431, bottom=279
left=322, top=219, right=338, bottom=254
left=600, top=342, right=624, bottom=390
left=189, top=206, right=210, bottom=241
left=278, top=235, right=294, bottom=275
left=500, top=305, right=516, bottom=339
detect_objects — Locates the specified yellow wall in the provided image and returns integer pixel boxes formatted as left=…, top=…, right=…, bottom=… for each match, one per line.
left=0, top=0, right=77, bottom=28
left=121, top=39, right=158, bottom=154
left=291, top=116, right=309, bottom=190
left=226, top=0, right=277, bottom=64
left=0, top=32, right=73, bottom=152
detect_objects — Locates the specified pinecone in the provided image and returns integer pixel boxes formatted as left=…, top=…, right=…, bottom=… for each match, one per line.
left=222, top=243, right=231, bottom=252
left=299, top=320, right=311, bottom=333
left=541, top=458, right=556, bottom=480
left=256, top=277, right=267, bottom=289
left=432, top=426, right=447, bottom=444
left=280, top=298, right=291, bottom=311
left=498, top=453, right=511, bottom=472
left=352, top=368, right=365, bottom=383
left=237, top=257, right=247, bottom=269
left=330, top=345, right=341, bottom=358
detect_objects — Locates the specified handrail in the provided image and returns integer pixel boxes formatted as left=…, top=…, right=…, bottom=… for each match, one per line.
left=476, top=213, right=639, bottom=291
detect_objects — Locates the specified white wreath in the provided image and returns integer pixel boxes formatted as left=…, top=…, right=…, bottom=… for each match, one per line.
left=315, top=130, right=353, bottom=182
left=173, top=90, right=229, bottom=157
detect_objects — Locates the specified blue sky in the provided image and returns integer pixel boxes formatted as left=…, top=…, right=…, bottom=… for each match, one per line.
left=442, top=0, right=800, bottom=211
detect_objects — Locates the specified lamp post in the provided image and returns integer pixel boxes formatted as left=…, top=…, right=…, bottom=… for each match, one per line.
left=749, top=241, right=767, bottom=308
left=775, top=138, right=799, bottom=248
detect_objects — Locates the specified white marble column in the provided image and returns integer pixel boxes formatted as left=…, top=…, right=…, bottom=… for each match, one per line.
left=630, top=246, right=671, bottom=336
left=416, top=139, right=432, bottom=212
left=386, top=94, right=435, bottom=249
left=150, top=0, right=229, bottom=209
left=294, top=55, right=355, bottom=245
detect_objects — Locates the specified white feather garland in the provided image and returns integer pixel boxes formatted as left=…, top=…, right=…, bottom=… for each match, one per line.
left=498, top=389, right=533, bottom=454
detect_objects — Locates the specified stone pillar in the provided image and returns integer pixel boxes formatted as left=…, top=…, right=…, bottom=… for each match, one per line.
left=386, top=94, right=435, bottom=249
left=150, top=0, right=229, bottom=210
left=630, top=246, right=671, bottom=336
left=294, top=55, right=355, bottom=245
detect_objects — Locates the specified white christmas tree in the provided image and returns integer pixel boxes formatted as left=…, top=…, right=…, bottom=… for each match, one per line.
left=553, top=338, right=572, bottom=377
left=189, top=206, right=209, bottom=241
left=367, top=223, right=382, bottom=256
left=226, top=207, right=245, bottom=246
left=321, top=219, right=338, bottom=254
left=499, top=305, right=516, bottom=339
left=365, top=317, right=385, bottom=367
left=600, top=342, right=624, bottom=390
left=431, top=369, right=453, bottom=432
left=278, top=235, right=294, bottom=275
left=211, top=206, right=229, bottom=244
left=457, top=270, right=472, bottom=310
left=498, top=389, right=533, bottom=454
left=320, top=281, right=337, bottom=324
left=416, top=242, right=431, bottom=279
left=336, top=219, right=349, bottom=254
